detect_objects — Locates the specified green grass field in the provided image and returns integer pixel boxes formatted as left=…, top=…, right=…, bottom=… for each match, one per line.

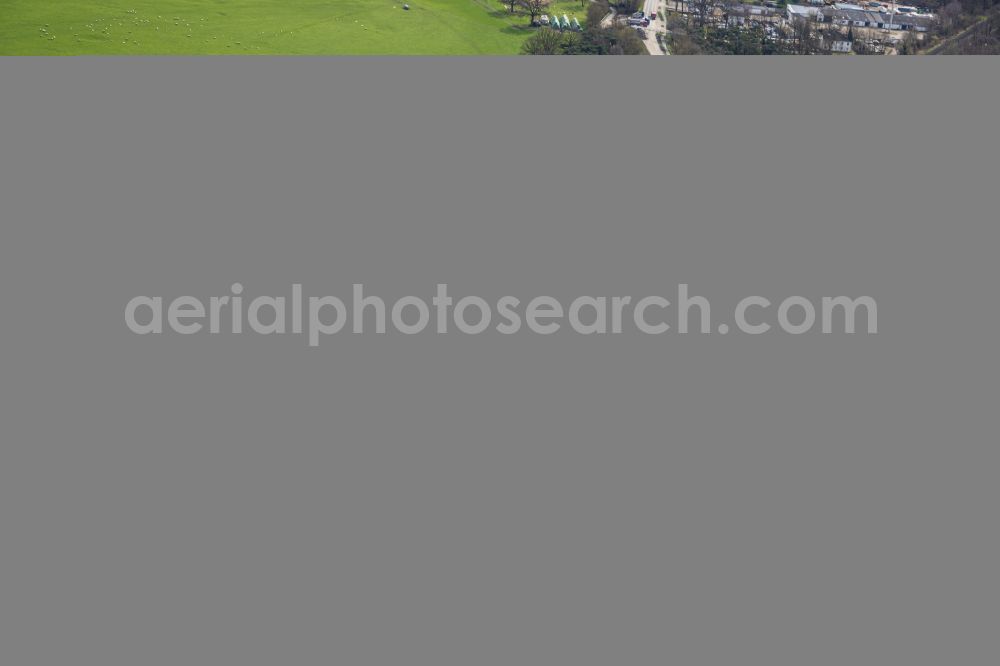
left=0, top=0, right=590, bottom=54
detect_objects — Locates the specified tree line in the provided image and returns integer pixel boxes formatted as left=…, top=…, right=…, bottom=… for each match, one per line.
left=521, top=0, right=648, bottom=54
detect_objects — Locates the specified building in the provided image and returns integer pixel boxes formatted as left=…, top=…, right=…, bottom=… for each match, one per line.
left=786, top=4, right=820, bottom=21
left=724, top=4, right=778, bottom=26
left=814, top=3, right=934, bottom=31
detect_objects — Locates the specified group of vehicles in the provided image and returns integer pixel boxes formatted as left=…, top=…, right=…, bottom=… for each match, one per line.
left=627, top=10, right=654, bottom=27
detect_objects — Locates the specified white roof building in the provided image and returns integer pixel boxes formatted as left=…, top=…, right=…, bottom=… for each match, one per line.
left=786, top=4, right=820, bottom=19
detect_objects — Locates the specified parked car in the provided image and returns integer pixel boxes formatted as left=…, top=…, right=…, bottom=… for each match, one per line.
left=539, top=14, right=549, bottom=25
left=650, top=12, right=657, bottom=19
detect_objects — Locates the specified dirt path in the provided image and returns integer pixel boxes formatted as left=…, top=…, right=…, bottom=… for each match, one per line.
left=923, top=6, right=1000, bottom=54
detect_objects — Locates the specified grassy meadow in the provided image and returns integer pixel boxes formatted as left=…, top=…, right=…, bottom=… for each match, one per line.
left=0, top=0, right=590, bottom=54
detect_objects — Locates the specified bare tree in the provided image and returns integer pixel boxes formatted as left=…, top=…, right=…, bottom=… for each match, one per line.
left=689, top=0, right=712, bottom=27
left=521, top=0, right=551, bottom=23
left=789, top=16, right=819, bottom=53
left=938, top=0, right=964, bottom=33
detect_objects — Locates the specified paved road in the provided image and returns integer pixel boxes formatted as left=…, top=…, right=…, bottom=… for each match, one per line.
left=600, top=2, right=667, bottom=54
left=641, top=0, right=668, bottom=54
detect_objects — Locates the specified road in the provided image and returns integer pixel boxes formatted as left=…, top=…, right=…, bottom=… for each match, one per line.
left=641, top=0, right=668, bottom=54
left=600, top=1, right=667, bottom=54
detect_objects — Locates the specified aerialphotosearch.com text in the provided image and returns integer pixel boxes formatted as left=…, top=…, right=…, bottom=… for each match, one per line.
left=125, top=283, right=878, bottom=346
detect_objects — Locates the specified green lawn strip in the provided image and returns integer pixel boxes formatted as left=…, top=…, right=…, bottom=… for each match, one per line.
left=0, top=0, right=555, bottom=54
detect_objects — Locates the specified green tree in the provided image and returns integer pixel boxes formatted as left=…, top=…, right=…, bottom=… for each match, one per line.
left=522, top=27, right=565, bottom=53
left=586, top=1, right=610, bottom=31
